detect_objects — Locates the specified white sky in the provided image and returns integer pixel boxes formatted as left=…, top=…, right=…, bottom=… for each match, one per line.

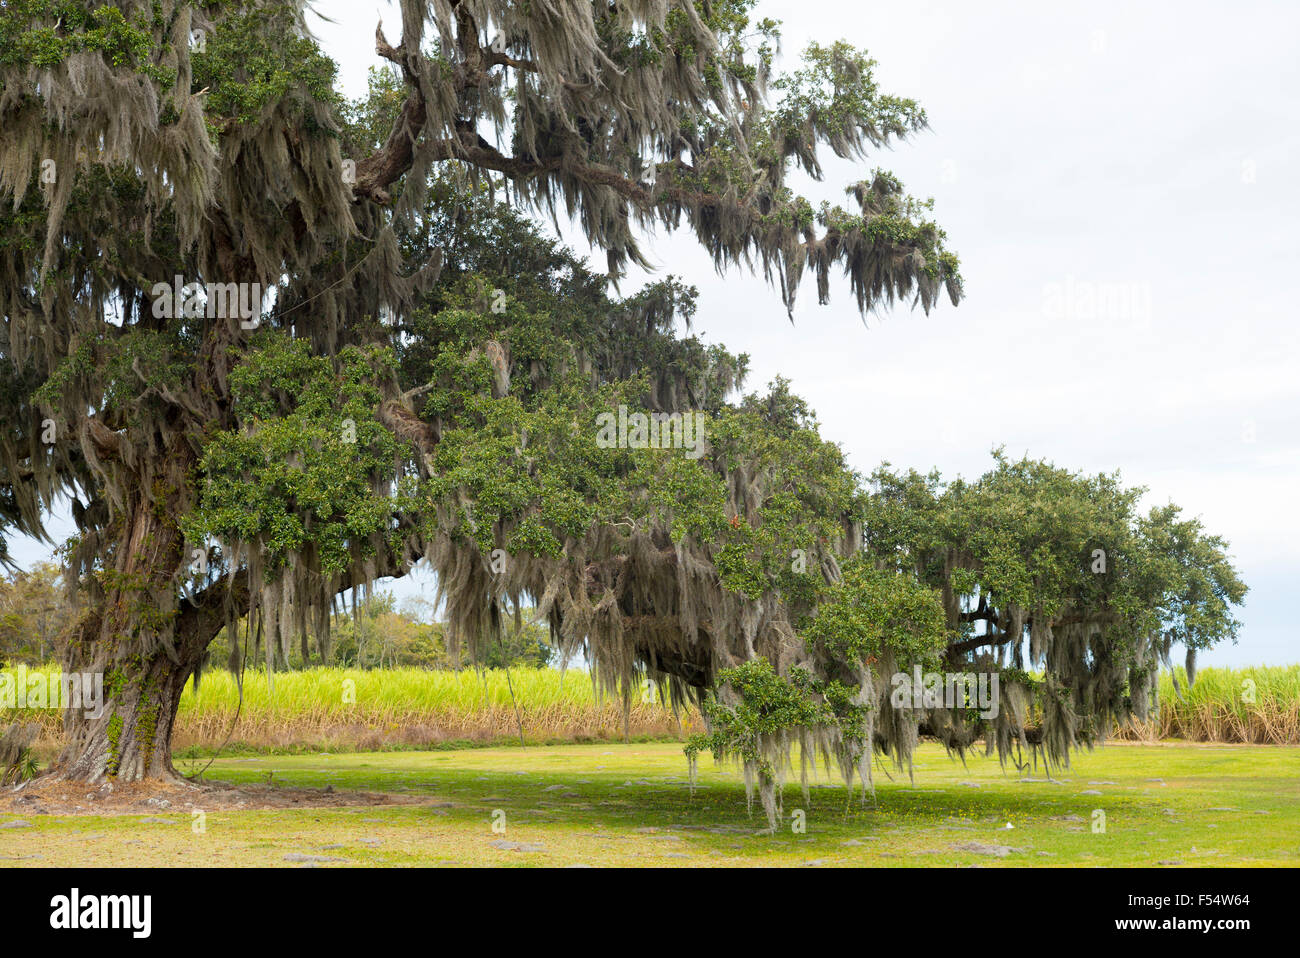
left=11, top=1, right=1297, bottom=666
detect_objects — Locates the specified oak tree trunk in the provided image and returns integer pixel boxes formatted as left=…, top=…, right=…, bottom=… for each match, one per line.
left=53, top=459, right=216, bottom=784
left=57, top=631, right=202, bottom=783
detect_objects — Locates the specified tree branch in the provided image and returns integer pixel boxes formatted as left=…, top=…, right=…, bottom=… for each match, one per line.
left=82, top=418, right=122, bottom=461
left=352, top=24, right=436, bottom=205
left=946, top=629, right=1018, bottom=660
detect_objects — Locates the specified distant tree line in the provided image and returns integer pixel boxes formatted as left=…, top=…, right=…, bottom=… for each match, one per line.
left=0, top=562, right=81, bottom=666
left=0, top=571, right=553, bottom=672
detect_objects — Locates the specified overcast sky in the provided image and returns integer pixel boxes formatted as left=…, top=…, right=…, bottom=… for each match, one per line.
left=13, top=1, right=1297, bottom=666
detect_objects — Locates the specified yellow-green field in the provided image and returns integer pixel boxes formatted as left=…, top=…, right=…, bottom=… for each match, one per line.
left=3, top=741, right=1297, bottom=867
left=9, top=666, right=697, bottom=755
left=7, top=664, right=1299, bottom=757
left=1123, top=666, right=1300, bottom=743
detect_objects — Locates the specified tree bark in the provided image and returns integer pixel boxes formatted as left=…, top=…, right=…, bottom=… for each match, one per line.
left=56, top=624, right=204, bottom=783
left=52, top=455, right=218, bottom=784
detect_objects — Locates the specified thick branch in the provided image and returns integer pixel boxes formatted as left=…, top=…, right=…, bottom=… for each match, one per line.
left=946, top=629, right=1018, bottom=661
left=378, top=399, right=438, bottom=457
left=352, top=25, right=433, bottom=205
left=83, top=418, right=122, bottom=461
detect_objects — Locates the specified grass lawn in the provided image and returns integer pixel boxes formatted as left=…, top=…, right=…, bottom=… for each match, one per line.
left=3, top=741, right=1297, bottom=867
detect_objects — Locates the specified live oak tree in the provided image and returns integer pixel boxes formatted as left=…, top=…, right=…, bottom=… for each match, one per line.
left=858, top=455, right=1247, bottom=762
left=684, top=456, right=1245, bottom=827
left=1, top=4, right=1244, bottom=822
left=1, top=0, right=960, bottom=783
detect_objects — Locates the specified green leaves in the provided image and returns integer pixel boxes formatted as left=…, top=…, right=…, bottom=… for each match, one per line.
left=190, top=2, right=340, bottom=129
left=1138, top=503, right=1247, bottom=651
left=862, top=451, right=1246, bottom=680
left=773, top=41, right=928, bottom=163
left=189, top=335, right=404, bottom=576
left=687, top=658, right=859, bottom=766
left=805, top=554, right=948, bottom=669
left=0, top=2, right=158, bottom=71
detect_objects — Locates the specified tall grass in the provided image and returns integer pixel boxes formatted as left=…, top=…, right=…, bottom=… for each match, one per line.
left=171, top=666, right=696, bottom=751
left=1114, top=665, right=1300, bottom=744
left=3, top=665, right=698, bottom=753
left=5, top=663, right=1298, bottom=754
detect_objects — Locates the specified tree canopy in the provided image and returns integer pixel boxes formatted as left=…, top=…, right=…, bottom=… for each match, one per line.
left=1, top=0, right=962, bottom=784
left=0, top=0, right=1244, bottom=820
left=684, top=454, right=1245, bottom=826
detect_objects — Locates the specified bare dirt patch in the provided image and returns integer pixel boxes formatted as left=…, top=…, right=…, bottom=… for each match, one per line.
left=0, top=776, right=432, bottom=817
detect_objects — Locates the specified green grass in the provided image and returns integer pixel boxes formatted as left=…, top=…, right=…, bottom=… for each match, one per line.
left=3, top=741, right=1297, bottom=867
